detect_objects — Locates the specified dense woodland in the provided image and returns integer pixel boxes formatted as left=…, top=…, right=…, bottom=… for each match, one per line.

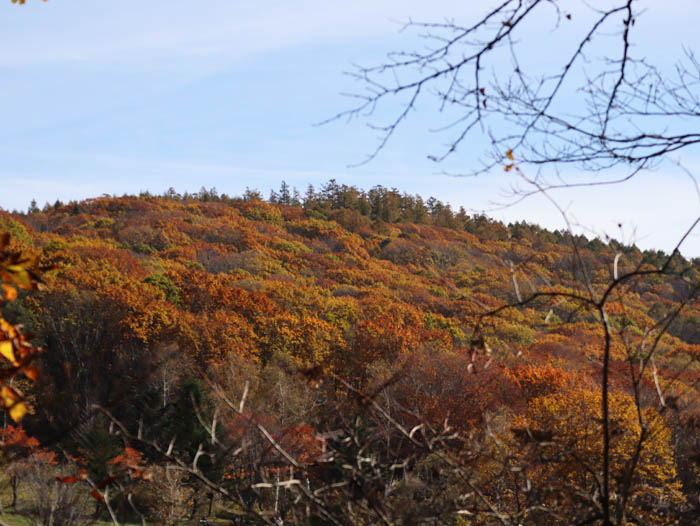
left=1, top=181, right=700, bottom=525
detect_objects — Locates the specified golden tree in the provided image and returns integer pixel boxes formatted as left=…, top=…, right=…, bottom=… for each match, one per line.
left=514, top=388, right=683, bottom=525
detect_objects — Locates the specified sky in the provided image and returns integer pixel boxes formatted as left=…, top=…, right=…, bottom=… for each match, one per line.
left=2, top=1, right=700, bottom=256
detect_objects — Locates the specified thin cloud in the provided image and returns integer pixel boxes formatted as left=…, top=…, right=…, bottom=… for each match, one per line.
left=0, top=1, right=482, bottom=67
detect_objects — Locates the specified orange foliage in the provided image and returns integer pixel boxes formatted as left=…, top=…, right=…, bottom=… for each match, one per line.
left=4, top=190, right=698, bottom=483
left=507, top=363, right=576, bottom=401
left=394, top=352, right=520, bottom=428
left=1, top=424, right=56, bottom=466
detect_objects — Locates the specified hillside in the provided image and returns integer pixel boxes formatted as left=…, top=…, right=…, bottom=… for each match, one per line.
left=1, top=182, right=699, bottom=524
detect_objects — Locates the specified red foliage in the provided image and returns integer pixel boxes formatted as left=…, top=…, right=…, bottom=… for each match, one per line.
left=394, top=352, right=520, bottom=428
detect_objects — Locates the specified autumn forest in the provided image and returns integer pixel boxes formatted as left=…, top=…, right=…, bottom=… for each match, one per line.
left=0, top=181, right=698, bottom=525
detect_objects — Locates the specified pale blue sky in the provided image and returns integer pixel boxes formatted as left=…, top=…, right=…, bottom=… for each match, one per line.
left=2, top=1, right=700, bottom=256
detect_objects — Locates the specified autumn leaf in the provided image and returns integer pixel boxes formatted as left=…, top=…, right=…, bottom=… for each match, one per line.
left=0, top=385, right=27, bottom=421
left=23, top=365, right=39, bottom=382
left=0, top=385, right=21, bottom=406
left=504, top=164, right=515, bottom=172
left=1, top=284, right=17, bottom=301
left=0, top=340, right=17, bottom=365
left=8, top=401, right=27, bottom=422
left=506, top=149, right=514, bottom=160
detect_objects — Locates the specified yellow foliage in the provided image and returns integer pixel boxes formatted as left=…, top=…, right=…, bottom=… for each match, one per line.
left=515, top=388, right=683, bottom=524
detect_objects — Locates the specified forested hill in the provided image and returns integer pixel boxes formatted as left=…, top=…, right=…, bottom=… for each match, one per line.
left=1, top=182, right=700, bottom=523
left=4, top=183, right=700, bottom=404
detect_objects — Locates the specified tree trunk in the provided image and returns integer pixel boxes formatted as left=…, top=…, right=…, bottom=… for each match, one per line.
left=10, top=475, right=18, bottom=509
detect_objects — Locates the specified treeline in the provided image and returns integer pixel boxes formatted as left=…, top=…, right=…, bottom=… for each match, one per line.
left=28, top=180, right=467, bottom=228
left=25, top=179, right=695, bottom=270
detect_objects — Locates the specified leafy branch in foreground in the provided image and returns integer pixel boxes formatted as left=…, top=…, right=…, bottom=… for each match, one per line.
left=0, top=233, right=49, bottom=422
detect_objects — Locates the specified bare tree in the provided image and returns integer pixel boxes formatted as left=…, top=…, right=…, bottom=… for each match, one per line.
left=329, top=0, right=700, bottom=191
